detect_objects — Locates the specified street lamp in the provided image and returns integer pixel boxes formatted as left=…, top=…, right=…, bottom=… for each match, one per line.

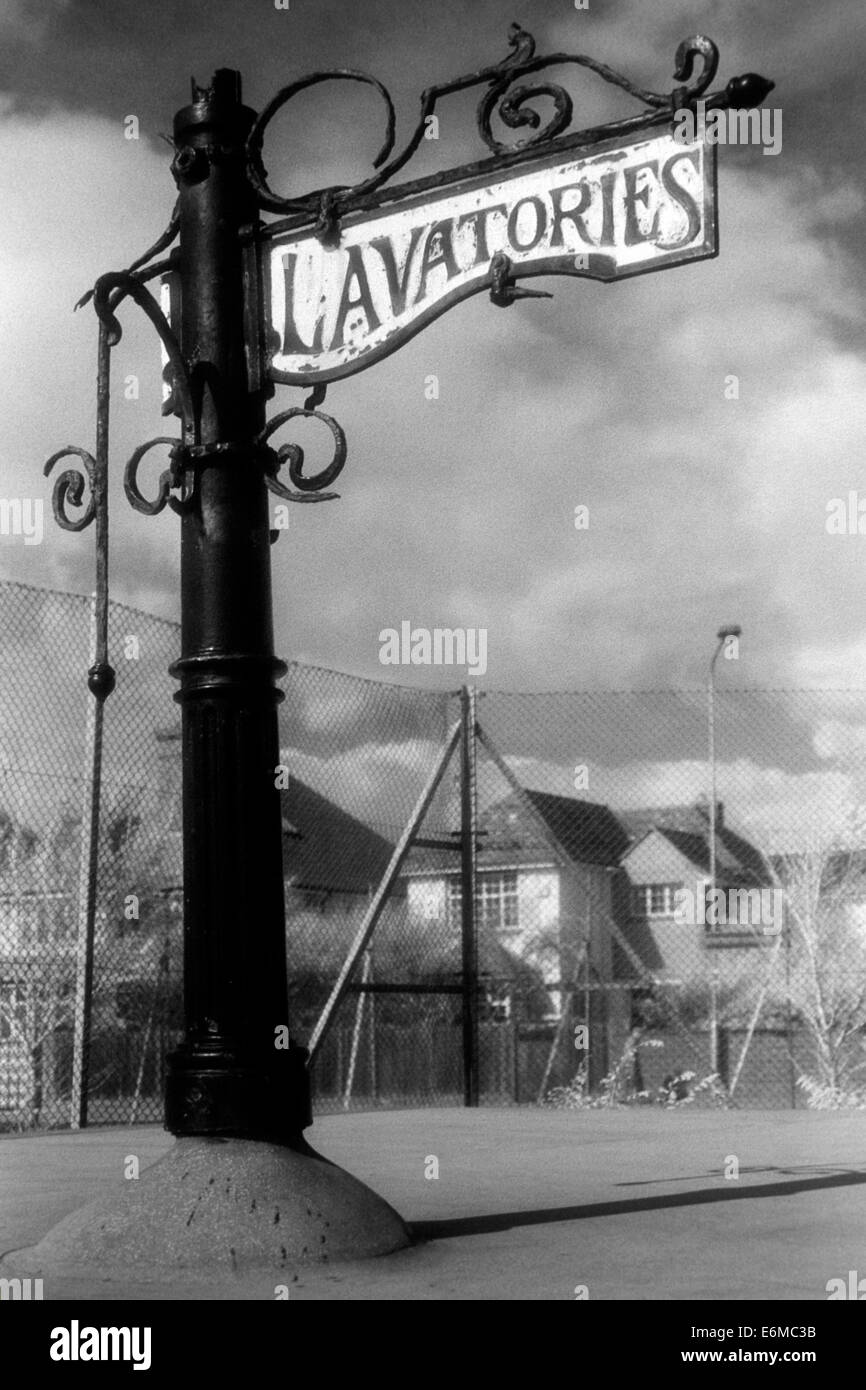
left=707, top=623, right=740, bottom=1074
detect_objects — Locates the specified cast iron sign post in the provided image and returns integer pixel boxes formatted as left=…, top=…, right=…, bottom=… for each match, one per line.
left=40, top=25, right=772, bottom=1255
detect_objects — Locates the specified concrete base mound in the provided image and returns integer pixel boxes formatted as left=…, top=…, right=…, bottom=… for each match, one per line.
left=5, top=1136, right=409, bottom=1284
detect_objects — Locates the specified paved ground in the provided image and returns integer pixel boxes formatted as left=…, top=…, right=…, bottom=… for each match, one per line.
left=1, top=1108, right=865, bottom=1300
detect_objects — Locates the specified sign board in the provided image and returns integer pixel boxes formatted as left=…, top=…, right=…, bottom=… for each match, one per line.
left=265, top=128, right=717, bottom=385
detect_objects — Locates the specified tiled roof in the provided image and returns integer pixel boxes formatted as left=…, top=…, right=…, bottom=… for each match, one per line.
left=405, top=788, right=629, bottom=875
left=619, top=805, right=769, bottom=885
left=115, top=777, right=396, bottom=898
left=656, top=827, right=714, bottom=873
left=523, top=791, right=630, bottom=868
left=280, top=779, right=394, bottom=895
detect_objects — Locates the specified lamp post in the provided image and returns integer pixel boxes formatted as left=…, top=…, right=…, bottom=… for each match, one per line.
left=707, top=623, right=740, bottom=1073
left=160, top=70, right=310, bottom=1144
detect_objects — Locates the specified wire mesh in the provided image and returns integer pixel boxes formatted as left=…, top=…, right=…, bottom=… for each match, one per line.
left=0, top=582, right=183, bottom=1129
left=2, top=579, right=865, bottom=1128
left=479, top=688, right=866, bottom=1109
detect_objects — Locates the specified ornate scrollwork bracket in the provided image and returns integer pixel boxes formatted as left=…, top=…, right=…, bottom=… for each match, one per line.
left=243, top=24, right=771, bottom=238
left=124, top=437, right=193, bottom=516
left=259, top=386, right=347, bottom=541
left=122, top=399, right=349, bottom=541
left=43, top=214, right=187, bottom=702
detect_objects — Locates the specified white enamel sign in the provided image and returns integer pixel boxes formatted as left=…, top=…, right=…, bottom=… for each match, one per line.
left=266, top=128, right=717, bottom=384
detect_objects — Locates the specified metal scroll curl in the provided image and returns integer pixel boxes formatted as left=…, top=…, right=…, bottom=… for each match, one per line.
left=476, top=32, right=718, bottom=155
left=258, top=397, right=347, bottom=504
left=246, top=70, right=397, bottom=218
left=124, top=437, right=192, bottom=516
left=246, top=23, right=720, bottom=219
left=91, top=271, right=196, bottom=438
left=672, top=35, right=719, bottom=95
left=43, top=445, right=98, bottom=532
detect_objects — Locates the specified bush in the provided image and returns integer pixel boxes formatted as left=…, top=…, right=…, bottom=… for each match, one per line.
left=542, top=1033, right=731, bottom=1110
left=797, top=1076, right=866, bottom=1110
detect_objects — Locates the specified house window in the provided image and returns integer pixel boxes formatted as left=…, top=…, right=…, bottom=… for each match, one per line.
left=631, top=883, right=682, bottom=917
left=448, top=871, right=519, bottom=934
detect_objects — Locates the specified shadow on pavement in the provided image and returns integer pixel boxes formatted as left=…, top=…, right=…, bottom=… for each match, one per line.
left=411, top=1168, right=866, bottom=1241
left=616, top=1162, right=866, bottom=1187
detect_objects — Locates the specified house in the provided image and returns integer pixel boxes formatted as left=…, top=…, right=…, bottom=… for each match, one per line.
left=614, top=799, right=777, bottom=990
left=403, top=788, right=629, bottom=1038
left=401, top=785, right=778, bottom=1077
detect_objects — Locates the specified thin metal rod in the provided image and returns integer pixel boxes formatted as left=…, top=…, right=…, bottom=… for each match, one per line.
left=307, top=720, right=461, bottom=1065
left=368, top=937, right=377, bottom=1103
left=708, top=640, right=721, bottom=1072
left=70, top=596, right=104, bottom=1129
left=785, top=912, right=797, bottom=1108
left=343, top=949, right=371, bottom=1109
left=708, top=655, right=717, bottom=914
left=93, top=324, right=111, bottom=680
left=460, top=685, right=480, bottom=1107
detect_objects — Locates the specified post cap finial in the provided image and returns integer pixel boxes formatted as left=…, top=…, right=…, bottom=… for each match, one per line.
left=189, top=69, right=243, bottom=106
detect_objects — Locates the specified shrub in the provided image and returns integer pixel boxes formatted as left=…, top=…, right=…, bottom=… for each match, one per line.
left=542, top=1032, right=731, bottom=1110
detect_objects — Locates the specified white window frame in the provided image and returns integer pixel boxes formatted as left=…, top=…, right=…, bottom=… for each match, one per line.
left=632, top=883, right=682, bottom=918
left=448, top=870, right=520, bottom=934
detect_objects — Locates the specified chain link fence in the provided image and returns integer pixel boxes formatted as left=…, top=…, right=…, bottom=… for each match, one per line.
left=0, top=581, right=183, bottom=1129
left=477, top=689, right=866, bottom=1110
left=2, top=579, right=866, bottom=1129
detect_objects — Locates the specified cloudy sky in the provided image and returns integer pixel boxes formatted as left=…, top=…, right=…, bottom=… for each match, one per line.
left=1, top=0, right=865, bottom=844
